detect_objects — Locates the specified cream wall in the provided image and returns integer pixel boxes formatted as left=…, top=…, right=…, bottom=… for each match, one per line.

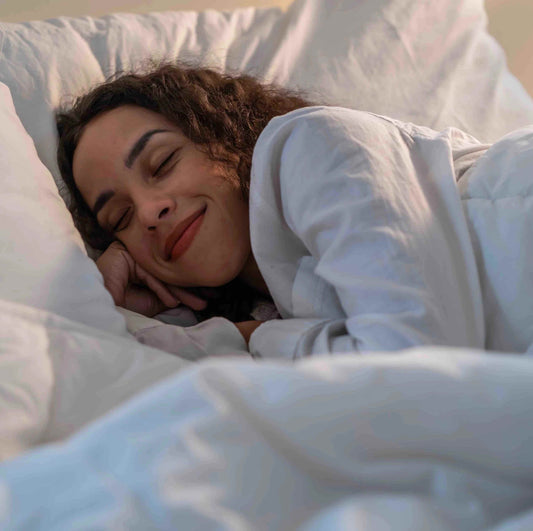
left=485, top=0, right=533, bottom=97
left=0, top=0, right=530, bottom=96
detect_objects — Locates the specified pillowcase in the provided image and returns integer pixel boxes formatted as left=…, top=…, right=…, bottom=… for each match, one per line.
left=0, top=82, right=126, bottom=334
left=274, top=0, right=533, bottom=142
left=0, top=0, right=532, bottom=200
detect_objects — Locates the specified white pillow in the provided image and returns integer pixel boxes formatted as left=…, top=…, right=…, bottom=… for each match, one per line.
left=0, top=0, right=532, bottom=199
left=0, top=82, right=126, bottom=334
left=274, top=0, right=533, bottom=142
left=0, top=298, right=188, bottom=461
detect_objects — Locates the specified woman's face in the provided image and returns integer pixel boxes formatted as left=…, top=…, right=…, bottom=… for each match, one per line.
left=73, top=105, right=251, bottom=287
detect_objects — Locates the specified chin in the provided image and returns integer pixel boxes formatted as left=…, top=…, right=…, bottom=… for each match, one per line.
left=159, top=247, right=248, bottom=288
left=191, top=258, right=247, bottom=288
left=198, top=271, right=240, bottom=288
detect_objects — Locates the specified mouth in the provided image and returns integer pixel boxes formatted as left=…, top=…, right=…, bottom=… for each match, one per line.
left=164, top=206, right=207, bottom=261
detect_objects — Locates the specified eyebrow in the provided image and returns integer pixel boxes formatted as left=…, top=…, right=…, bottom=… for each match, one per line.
left=92, top=190, right=115, bottom=218
left=124, top=128, right=171, bottom=169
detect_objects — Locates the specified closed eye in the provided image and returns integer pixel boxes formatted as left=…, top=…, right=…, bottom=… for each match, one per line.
left=154, top=149, right=179, bottom=177
left=113, top=208, right=131, bottom=232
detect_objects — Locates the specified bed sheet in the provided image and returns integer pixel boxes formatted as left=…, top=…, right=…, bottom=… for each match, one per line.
left=1, top=343, right=532, bottom=530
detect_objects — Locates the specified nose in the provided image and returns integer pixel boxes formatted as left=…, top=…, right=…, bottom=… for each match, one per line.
left=136, top=194, right=174, bottom=231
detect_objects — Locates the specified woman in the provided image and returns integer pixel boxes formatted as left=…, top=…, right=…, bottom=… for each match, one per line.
left=57, top=63, right=492, bottom=358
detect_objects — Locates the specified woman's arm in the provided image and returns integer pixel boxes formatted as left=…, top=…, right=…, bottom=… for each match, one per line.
left=234, top=320, right=263, bottom=345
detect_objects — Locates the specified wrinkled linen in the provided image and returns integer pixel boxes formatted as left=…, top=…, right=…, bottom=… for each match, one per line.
left=249, top=107, right=490, bottom=358
left=1, top=345, right=533, bottom=530
left=0, top=299, right=248, bottom=460
left=120, top=307, right=248, bottom=360
left=0, top=0, right=532, bottom=527
left=458, top=126, right=533, bottom=352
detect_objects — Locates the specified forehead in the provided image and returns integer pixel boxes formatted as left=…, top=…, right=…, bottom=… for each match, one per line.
left=72, top=105, right=177, bottom=194
left=76, top=105, right=175, bottom=156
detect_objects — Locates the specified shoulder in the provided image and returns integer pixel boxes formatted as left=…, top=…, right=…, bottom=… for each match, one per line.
left=249, top=107, right=400, bottom=223
left=252, top=106, right=412, bottom=169
left=258, top=106, right=391, bottom=145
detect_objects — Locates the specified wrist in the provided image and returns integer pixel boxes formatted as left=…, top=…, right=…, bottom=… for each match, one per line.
left=234, top=320, right=263, bottom=345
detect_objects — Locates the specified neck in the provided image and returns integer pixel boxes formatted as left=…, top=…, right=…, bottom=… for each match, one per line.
left=240, top=253, right=270, bottom=297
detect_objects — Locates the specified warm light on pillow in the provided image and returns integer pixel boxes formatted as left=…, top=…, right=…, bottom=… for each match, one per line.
left=0, top=82, right=126, bottom=334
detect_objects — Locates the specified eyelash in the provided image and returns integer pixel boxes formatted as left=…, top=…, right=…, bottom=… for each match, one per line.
left=113, top=208, right=130, bottom=232
left=153, top=149, right=177, bottom=177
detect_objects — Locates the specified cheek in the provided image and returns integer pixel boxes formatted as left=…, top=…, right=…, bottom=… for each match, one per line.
left=213, top=203, right=251, bottom=266
left=120, top=234, right=153, bottom=271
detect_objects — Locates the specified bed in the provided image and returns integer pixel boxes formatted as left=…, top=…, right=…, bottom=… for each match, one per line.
left=1, top=0, right=533, bottom=528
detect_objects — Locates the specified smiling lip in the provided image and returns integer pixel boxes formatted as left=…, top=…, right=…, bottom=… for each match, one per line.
left=164, top=207, right=206, bottom=261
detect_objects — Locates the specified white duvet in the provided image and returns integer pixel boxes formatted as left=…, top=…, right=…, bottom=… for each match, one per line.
left=247, top=107, right=533, bottom=356
left=1, top=297, right=533, bottom=530
left=4, top=108, right=533, bottom=528
left=1, top=0, right=533, bottom=527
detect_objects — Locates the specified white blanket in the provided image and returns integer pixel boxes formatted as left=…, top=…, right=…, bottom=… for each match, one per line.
left=249, top=107, right=488, bottom=358
left=1, top=0, right=533, bottom=526
left=0, top=298, right=256, bottom=461
left=0, top=322, right=532, bottom=529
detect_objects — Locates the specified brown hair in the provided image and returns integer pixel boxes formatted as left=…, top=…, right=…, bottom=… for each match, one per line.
left=56, top=62, right=314, bottom=321
left=56, top=62, right=313, bottom=250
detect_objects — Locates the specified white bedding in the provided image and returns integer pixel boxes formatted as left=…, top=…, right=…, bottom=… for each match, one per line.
left=0, top=305, right=532, bottom=530
left=0, top=299, right=188, bottom=460
left=247, top=107, right=533, bottom=356
left=248, top=107, right=488, bottom=358
left=1, top=0, right=533, bottom=528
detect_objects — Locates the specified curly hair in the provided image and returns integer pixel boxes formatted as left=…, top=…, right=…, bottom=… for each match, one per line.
left=56, top=62, right=314, bottom=321
left=56, top=62, right=313, bottom=250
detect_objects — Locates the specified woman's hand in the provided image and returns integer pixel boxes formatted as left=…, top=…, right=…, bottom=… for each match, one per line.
left=96, top=241, right=207, bottom=317
left=234, top=320, right=263, bottom=345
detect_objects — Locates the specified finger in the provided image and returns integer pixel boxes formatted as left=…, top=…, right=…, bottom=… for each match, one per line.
left=125, top=286, right=168, bottom=317
left=167, top=285, right=208, bottom=311
left=96, top=245, right=132, bottom=306
left=108, top=240, right=128, bottom=252
left=135, top=266, right=180, bottom=308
